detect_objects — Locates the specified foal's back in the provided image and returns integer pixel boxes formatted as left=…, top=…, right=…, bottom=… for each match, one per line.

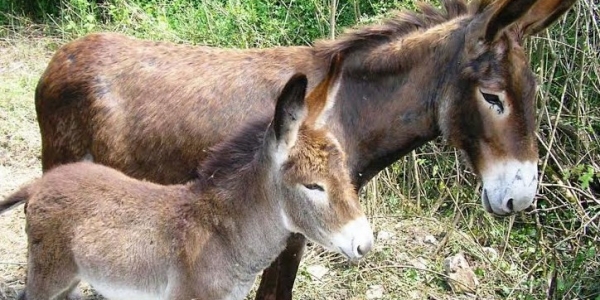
left=21, top=162, right=189, bottom=298
left=26, top=163, right=194, bottom=263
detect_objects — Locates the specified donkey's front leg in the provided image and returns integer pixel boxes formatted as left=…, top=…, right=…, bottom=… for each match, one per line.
left=254, top=233, right=306, bottom=300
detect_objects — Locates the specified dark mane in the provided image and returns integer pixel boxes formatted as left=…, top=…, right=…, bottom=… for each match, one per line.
left=314, top=0, right=489, bottom=64
left=196, top=118, right=270, bottom=185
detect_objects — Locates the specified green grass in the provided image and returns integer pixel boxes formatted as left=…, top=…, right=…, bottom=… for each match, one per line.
left=0, top=35, right=50, bottom=170
left=0, top=0, right=598, bottom=299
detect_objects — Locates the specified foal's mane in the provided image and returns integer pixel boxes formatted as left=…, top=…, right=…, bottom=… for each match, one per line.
left=314, top=0, right=490, bottom=67
left=196, top=119, right=269, bottom=186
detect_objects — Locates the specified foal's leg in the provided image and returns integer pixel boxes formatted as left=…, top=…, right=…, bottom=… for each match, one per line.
left=21, top=272, right=79, bottom=300
left=26, top=280, right=82, bottom=300
left=165, top=280, right=196, bottom=300
left=22, top=242, right=79, bottom=300
left=55, top=280, right=82, bottom=300
left=254, top=233, right=306, bottom=300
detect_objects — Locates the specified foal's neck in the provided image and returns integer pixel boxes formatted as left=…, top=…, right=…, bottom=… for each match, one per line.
left=187, top=120, right=291, bottom=276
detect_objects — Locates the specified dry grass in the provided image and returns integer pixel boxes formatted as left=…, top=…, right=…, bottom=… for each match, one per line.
left=291, top=216, right=528, bottom=300
left=0, top=32, right=48, bottom=300
left=0, top=1, right=599, bottom=299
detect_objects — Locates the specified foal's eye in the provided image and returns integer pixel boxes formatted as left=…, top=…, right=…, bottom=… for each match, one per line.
left=481, top=91, right=504, bottom=114
left=303, top=183, right=325, bottom=191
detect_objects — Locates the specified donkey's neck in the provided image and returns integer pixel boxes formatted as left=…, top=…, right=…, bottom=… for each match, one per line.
left=332, top=20, right=468, bottom=188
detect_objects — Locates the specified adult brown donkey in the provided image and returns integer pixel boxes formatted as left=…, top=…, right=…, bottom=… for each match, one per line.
left=2, top=73, right=374, bottom=299
left=33, top=0, right=576, bottom=298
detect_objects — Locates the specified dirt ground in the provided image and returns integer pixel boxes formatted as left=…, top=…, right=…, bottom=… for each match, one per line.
left=0, top=36, right=523, bottom=300
left=0, top=168, right=36, bottom=300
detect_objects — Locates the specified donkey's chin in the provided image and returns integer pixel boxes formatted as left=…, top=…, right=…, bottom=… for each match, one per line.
left=329, top=216, right=374, bottom=261
left=481, top=159, right=538, bottom=216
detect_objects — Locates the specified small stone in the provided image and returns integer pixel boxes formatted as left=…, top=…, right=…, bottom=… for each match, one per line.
left=366, top=285, right=384, bottom=299
left=482, top=247, right=498, bottom=261
left=377, top=230, right=393, bottom=241
left=408, top=290, right=422, bottom=299
left=423, top=234, right=438, bottom=245
left=396, top=252, right=410, bottom=261
left=411, top=257, right=428, bottom=269
left=443, top=252, right=479, bottom=293
left=306, top=265, right=329, bottom=280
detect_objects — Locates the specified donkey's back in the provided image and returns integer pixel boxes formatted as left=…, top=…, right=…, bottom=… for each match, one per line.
left=36, top=33, right=327, bottom=183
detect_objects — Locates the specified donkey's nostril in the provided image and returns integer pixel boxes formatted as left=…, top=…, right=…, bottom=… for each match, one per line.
left=506, top=198, right=514, bottom=211
left=356, top=240, right=373, bottom=257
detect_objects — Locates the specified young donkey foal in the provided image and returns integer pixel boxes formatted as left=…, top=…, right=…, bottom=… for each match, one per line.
left=1, top=74, right=374, bottom=300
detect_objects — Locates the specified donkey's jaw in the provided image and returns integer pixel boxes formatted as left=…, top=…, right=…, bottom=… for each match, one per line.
left=481, top=159, right=538, bottom=215
left=330, top=216, right=374, bottom=260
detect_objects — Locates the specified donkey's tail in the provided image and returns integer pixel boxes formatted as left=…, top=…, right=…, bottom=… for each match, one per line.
left=0, top=185, right=31, bottom=214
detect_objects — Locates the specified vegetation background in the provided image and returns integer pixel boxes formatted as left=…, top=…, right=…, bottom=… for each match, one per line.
left=0, top=0, right=598, bottom=299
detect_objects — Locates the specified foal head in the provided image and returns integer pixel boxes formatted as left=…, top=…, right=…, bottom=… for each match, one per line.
left=266, top=74, right=373, bottom=259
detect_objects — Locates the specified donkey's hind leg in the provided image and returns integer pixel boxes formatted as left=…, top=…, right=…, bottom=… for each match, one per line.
left=21, top=270, right=79, bottom=300
left=20, top=280, right=81, bottom=300
left=22, top=243, right=80, bottom=300
left=17, top=280, right=83, bottom=300
left=56, top=279, right=82, bottom=300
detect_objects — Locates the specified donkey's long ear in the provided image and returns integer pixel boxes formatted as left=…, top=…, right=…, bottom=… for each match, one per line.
left=308, top=53, right=343, bottom=129
left=481, top=0, right=538, bottom=43
left=517, top=0, right=577, bottom=36
left=272, top=73, right=308, bottom=151
left=478, top=0, right=577, bottom=44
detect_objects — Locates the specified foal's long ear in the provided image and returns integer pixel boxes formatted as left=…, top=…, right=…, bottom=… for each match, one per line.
left=271, top=73, right=308, bottom=151
left=517, top=0, right=577, bottom=36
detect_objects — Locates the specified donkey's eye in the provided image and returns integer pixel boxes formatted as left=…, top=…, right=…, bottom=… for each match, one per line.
left=481, top=92, right=504, bottom=114
left=303, top=183, right=325, bottom=191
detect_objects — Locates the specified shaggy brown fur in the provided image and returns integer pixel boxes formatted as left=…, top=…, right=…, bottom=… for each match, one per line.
left=32, top=0, right=577, bottom=298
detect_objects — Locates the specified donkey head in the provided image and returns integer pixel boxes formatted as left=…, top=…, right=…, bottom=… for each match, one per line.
left=441, top=0, right=577, bottom=215
left=266, top=73, right=373, bottom=260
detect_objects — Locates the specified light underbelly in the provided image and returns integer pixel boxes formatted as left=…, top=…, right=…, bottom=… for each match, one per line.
left=84, top=278, right=165, bottom=300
